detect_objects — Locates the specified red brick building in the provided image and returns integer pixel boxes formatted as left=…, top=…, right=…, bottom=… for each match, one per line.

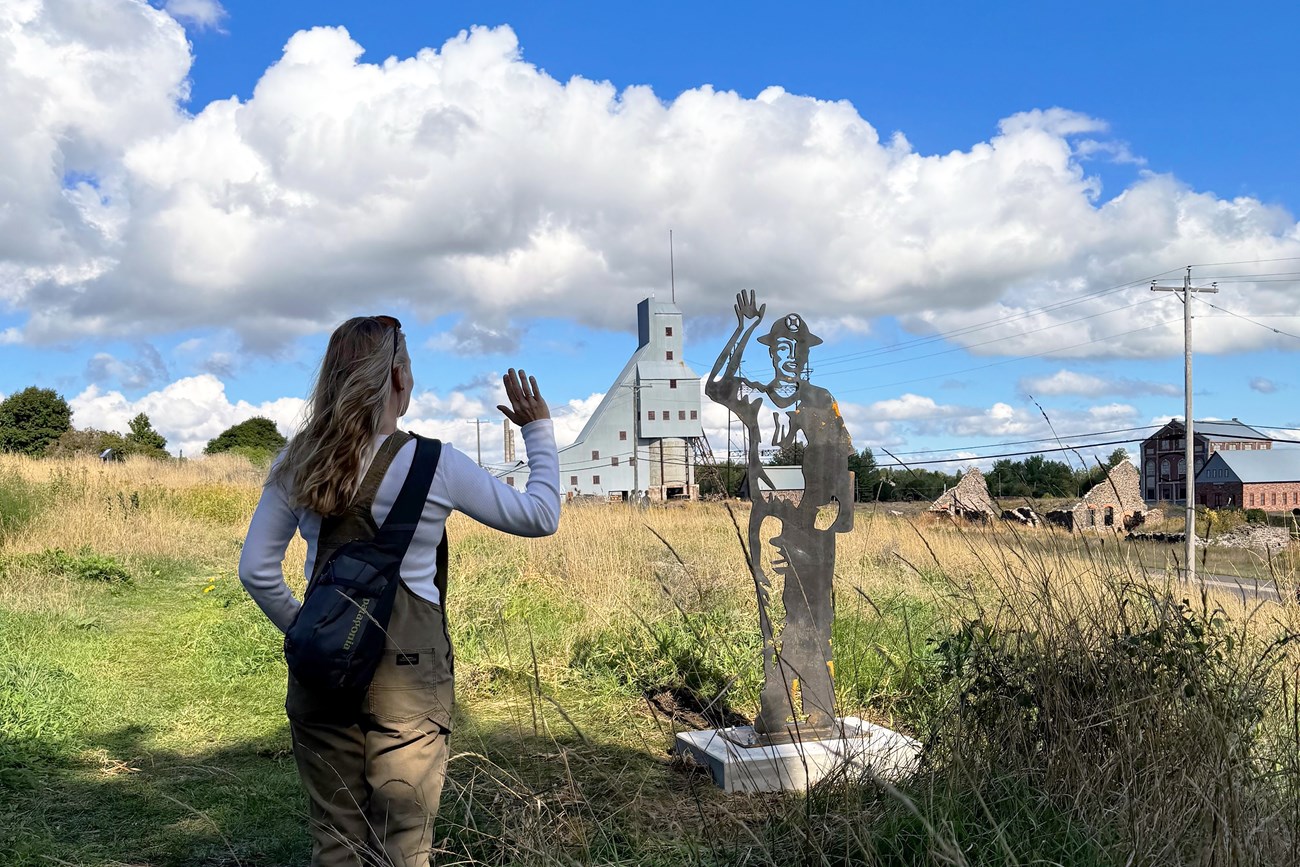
left=1140, top=418, right=1271, bottom=503
left=1195, top=450, right=1300, bottom=512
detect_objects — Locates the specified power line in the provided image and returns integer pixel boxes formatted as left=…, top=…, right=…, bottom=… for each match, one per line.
left=834, top=317, right=1182, bottom=396
left=814, top=297, right=1161, bottom=378
left=809, top=267, right=1184, bottom=367
left=1188, top=255, right=1300, bottom=268
left=1194, top=297, right=1300, bottom=343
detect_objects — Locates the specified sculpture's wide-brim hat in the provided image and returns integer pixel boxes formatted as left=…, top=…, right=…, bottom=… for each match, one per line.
left=757, top=313, right=823, bottom=348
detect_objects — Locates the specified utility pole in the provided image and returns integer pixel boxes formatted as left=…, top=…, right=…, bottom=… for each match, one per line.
left=621, top=380, right=648, bottom=498
left=1151, top=267, right=1218, bottom=586
left=467, top=418, right=487, bottom=467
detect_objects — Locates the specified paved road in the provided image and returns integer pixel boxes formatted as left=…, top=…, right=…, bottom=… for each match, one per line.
left=1174, top=573, right=1285, bottom=603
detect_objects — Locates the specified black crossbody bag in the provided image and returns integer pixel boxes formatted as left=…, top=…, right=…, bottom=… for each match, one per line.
left=284, top=434, right=442, bottom=692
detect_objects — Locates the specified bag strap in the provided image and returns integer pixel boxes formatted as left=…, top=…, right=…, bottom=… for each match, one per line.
left=354, top=432, right=411, bottom=511
left=371, top=435, right=442, bottom=554
left=312, top=431, right=412, bottom=583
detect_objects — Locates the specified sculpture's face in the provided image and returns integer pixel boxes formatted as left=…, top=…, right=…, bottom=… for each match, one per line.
left=770, top=337, right=801, bottom=382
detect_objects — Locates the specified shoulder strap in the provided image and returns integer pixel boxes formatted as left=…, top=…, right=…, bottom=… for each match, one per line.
left=354, top=432, right=412, bottom=510
left=312, top=432, right=412, bottom=581
left=371, top=435, right=442, bottom=554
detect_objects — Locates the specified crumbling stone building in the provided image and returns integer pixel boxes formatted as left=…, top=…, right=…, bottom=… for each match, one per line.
left=929, top=467, right=997, bottom=522
left=1046, top=461, right=1147, bottom=532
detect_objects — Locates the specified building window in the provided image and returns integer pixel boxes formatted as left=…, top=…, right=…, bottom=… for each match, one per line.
left=1104, top=507, right=1114, bottom=527
left=619, top=430, right=627, bottom=441
left=1087, top=509, right=1096, bottom=527
left=1160, top=459, right=1171, bottom=481
left=593, top=475, right=601, bottom=486
left=591, top=450, right=600, bottom=460
left=1273, top=492, right=1278, bottom=506
left=666, top=351, right=674, bottom=360
left=1177, top=458, right=1186, bottom=479
left=648, top=410, right=656, bottom=420
left=670, top=379, right=677, bottom=389
left=690, top=410, right=698, bottom=420
left=611, top=457, right=619, bottom=466
left=506, top=476, right=515, bottom=488
left=629, top=457, right=636, bottom=465
left=678, top=410, right=686, bottom=420
left=1249, top=493, right=1255, bottom=506
left=570, top=476, right=578, bottom=487
left=665, top=327, right=673, bottom=337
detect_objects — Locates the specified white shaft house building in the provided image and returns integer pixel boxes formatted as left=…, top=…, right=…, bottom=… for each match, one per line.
left=494, top=298, right=707, bottom=501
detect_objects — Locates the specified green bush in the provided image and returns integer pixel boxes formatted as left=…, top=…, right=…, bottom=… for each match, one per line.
left=204, top=416, right=286, bottom=456
left=7, top=548, right=133, bottom=584
left=1245, top=508, right=1268, bottom=523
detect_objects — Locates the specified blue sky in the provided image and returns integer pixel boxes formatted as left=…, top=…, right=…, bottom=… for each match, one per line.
left=2, top=0, right=1298, bottom=464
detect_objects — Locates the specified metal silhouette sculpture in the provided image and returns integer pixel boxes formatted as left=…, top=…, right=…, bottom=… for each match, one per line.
left=707, top=291, right=854, bottom=735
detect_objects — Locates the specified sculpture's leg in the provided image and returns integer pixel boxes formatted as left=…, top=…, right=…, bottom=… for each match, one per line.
left=749, top=506, right=791, bottom=735
left=797, top=536, right=837, bottom=729
left=773, top=525, right=836, bottom=729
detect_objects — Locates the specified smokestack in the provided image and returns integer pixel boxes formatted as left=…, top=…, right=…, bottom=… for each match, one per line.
left=504, top=419, right=515, bottom=463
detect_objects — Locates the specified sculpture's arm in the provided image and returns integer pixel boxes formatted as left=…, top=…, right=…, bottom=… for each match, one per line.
left=706, top=290, right=765, bottom=409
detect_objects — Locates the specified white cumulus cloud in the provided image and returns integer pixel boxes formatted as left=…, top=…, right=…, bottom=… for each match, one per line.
left=2, top=13, right=1298, bottom=363
left=70, top=374, right=305, bottom=457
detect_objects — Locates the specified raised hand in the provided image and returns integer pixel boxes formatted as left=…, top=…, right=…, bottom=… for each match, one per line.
left=734, top=289, right=765, bottom=327
left=497, top=368, right=550, bottom=427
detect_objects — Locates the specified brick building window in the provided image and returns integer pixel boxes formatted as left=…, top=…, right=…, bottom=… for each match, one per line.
left=1249, top=493, right=1255, bottom=506
left=592, top=450, right=599, bottom=460
left=570, top=476, right=578, bottom=487
left=1273, top=492, right=1278, bottom=506
left=619, top=430, right=627, bottom=440
left=593, top=475, right=601, bottom=485
left=666, top=351, right=674, bottom=360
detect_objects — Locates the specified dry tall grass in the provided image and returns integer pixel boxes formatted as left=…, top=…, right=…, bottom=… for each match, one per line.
left=3, top=454, right=1300, bottom=864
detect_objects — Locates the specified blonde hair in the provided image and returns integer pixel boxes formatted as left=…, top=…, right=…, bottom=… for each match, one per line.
left=271, top=317, right=409, bottom=515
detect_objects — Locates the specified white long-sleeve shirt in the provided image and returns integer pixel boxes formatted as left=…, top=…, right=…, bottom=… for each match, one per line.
left=239, top=419, right=561, bottom=633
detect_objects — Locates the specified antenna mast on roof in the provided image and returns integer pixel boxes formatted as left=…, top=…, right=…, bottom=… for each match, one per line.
left=669, top=229, right=676, bottom=304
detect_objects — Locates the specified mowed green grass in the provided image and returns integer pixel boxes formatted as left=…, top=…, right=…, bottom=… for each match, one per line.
left=0, top=552, right=957, bottom=866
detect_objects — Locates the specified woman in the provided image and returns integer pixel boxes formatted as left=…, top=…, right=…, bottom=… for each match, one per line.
left=239, top=315, right=560, bottom=866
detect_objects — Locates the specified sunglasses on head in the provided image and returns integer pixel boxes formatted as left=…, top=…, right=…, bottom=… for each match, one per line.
left=371, top=315, right=402, bottom=366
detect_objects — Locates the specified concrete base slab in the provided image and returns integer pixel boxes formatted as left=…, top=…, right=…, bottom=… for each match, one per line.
left=674, top=716, right=921, bottom=793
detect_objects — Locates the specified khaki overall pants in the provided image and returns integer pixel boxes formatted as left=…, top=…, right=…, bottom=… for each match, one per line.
left=286, top=433, right=455, bottom=866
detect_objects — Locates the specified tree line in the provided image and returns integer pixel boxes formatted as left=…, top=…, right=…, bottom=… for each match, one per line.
left=702, top=441, right=1130, bottom=502
left=0, top=386, right=285, bottom=463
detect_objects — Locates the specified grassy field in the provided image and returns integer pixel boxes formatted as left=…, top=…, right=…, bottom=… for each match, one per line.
left=1, top=454, right=1299, bottom=866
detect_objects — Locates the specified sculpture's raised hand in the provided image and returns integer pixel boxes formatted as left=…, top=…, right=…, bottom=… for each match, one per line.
left=734, top=290, right=766, bottom=327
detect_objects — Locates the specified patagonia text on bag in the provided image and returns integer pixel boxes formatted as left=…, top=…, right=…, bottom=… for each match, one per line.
left=284, top=434, right=442, bottom=692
